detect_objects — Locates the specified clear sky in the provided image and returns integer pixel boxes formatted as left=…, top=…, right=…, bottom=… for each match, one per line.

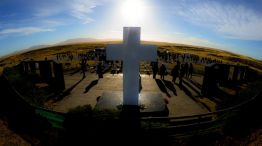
left=0, top=0, right=262, bottom=60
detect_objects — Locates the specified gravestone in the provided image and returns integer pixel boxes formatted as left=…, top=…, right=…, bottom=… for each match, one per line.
left=232, top=66, right=239, bottom=82
left=202, top=63, right=248, bottom=96
left=53, top=62, right=65, bottom=91
left=29, top=61, right=36, bottom=74
left=24, top=62, right=29, bottom=73
left=39, top=61, right=52, bottom=82
left=19, top=60, right=65, bottom=92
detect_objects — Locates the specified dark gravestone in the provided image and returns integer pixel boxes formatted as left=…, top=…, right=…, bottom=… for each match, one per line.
left=232, top=66, right=248, bottom=83
left=202, top=64, right=217, bottom=96
left=29, top=61, right=36, bottom=74
left=202, top=63, right=249, bottom=96
left=19, top=61, right=28, bottom=74
left=22, top=62, right=29, bottom=74
left=202, top=64, right=230, bottom=96
left=39, top=61, right=52, bottom=82
left=232, top=66, right=239, bottom=82
left=53, top=62, right=65, bottom=91
left=239, top=66, right=247, bottom=81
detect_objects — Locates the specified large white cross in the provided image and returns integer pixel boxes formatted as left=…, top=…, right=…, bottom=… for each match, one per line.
left=106, top=27, right=157, bottom=106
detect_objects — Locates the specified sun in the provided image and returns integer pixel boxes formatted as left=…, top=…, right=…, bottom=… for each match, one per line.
left=120, top=0, right=147, bottom=26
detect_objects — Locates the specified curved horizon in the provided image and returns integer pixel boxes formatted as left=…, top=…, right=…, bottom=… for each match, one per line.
left=0, top=0, right=262, bottom=60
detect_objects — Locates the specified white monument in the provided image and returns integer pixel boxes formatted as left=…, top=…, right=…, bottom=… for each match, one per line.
left=107, top=27, right=157, bottom=106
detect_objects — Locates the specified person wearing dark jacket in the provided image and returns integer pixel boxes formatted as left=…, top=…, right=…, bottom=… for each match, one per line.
left=159, top=64, right=167, bottom=80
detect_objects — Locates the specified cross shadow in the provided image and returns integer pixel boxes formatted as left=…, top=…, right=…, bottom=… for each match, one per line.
left=84, top=80, right=98, bottom=93
left=163, top=80, right=177, bottom=96
left=155, top=79, right=171, bottom=97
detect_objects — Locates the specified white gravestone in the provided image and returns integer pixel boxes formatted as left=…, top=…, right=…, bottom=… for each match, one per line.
left=107, top=27, right=157, bottom=106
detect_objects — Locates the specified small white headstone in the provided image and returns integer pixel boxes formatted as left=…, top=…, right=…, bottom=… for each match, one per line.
left=107, top=27, right=157, bottom=105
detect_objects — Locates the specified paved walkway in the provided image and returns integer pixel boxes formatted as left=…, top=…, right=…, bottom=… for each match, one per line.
left=49, top=71, right=208, bottom=117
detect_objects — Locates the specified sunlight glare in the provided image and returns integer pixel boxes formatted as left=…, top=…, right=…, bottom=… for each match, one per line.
left=120, top=0, right=146, bottom=26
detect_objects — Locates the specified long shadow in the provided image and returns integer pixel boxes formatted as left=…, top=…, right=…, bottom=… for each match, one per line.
left=183, top=79, right=201, bottom=96
left=155, top=79, right=171, bottom=97
left=84, top=80, right=98, bottom=93
left=175, top=81, right=196, bottom=102
left=163, top=80, right=177, bottom=96
left=55, top=77, right=85, bottom=101
left=70, top=69, right=81, bottom=76
left=103, top=66, right=111, bottom=74
left=187, top=78, right=202, bottom=90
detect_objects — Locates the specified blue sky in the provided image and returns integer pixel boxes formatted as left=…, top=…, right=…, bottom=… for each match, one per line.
left=0, top=0, right=262, bottom=60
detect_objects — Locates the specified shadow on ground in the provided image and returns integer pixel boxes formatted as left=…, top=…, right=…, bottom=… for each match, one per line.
left=84, top=79, right=98, bottom=93
left=175, top=81, right=195, bottom=100
left=54, top=77, right=85, bottom=101
left=155, top=79, right=171, bottom=97
left=163, top=80, right=177, bottom=96
left=183, top=79, right=201, bottom=96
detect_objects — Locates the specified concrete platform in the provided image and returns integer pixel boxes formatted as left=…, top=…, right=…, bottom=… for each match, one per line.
left=47, top=72, right=208, bottom=117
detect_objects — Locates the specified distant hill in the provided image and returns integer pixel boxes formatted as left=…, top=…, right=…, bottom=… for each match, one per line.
left=28, top=45, right=51, bottom=50
left=57, top=38, right=98, bottom=45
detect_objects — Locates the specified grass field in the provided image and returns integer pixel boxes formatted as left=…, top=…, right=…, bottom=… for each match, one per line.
left=0, top=41, right=261, bottom=73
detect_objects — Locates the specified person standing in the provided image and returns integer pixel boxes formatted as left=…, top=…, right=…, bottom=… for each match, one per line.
left=184, top=62, right=189, bottom=78
left=152, top=61, right=158, bottom=79
left=179, top=64, right=186, bottom=86
left=159, top=64, right=167, bottom=80
left=96, top=62, right=103, bottom=79
left=171, top=61, right=180, bottom=83
left=80, top=57, right=87, bottom=78
left=188, top=63, right=194, bottom=79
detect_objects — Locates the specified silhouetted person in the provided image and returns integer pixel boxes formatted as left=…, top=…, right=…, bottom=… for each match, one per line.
left=159, top=64, right=167, bottom=80
left=152, top=61, right=158, bottom=79
left=184, top=62, right=189, bottom=78
left=80, top=58, right=87, bottom=78
left=111, top=63, right=117, bottom=75
left=96, top=62, right=103, bottom=79
left=139, top=74, right=142, bottom=92
left=171, top=61, right=180, bottom=83
left=179, top=64, right=186, bottom=86
left=188, top=63, right=193, bottom=78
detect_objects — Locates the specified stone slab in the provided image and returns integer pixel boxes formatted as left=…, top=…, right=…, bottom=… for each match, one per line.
left=95, top=91, right=168, bottom=117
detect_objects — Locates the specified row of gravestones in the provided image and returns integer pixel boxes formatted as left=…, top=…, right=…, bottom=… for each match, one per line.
left=19, top=60, right=65, bottom=91
left=201, top=63, right=255, bottom=96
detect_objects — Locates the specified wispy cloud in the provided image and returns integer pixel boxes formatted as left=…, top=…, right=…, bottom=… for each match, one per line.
left=0, top=0, right=103, bottom=37
left=0, top=27, right=54, bottom=35
left=70, top=0, right=100, bottom=24
left=174, top=1, right=262, bottom=40
left=40, top=20, right=65, bottom=27
left=34, top=0, right=101, bottom=24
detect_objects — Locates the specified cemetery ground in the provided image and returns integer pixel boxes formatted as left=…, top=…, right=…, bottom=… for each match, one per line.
left=0, top=41, right=262, bottom=145
left=44, top=71, right=209, bottom=117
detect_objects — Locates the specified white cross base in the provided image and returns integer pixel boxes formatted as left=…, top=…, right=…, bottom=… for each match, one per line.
left=106, top=27, right=157, bottom=106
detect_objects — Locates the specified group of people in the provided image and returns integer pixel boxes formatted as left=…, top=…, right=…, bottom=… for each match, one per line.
left=56, top=52, right=74, bottom=61
left=171, top=61, right=194, bottom=86
left=152, top=61, right=194, bottom=86
left=80, top=57, right=104, bottom=79
left=55, top=49, right=199, bottom=86
left=158, top=51, right=222, bottom=65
